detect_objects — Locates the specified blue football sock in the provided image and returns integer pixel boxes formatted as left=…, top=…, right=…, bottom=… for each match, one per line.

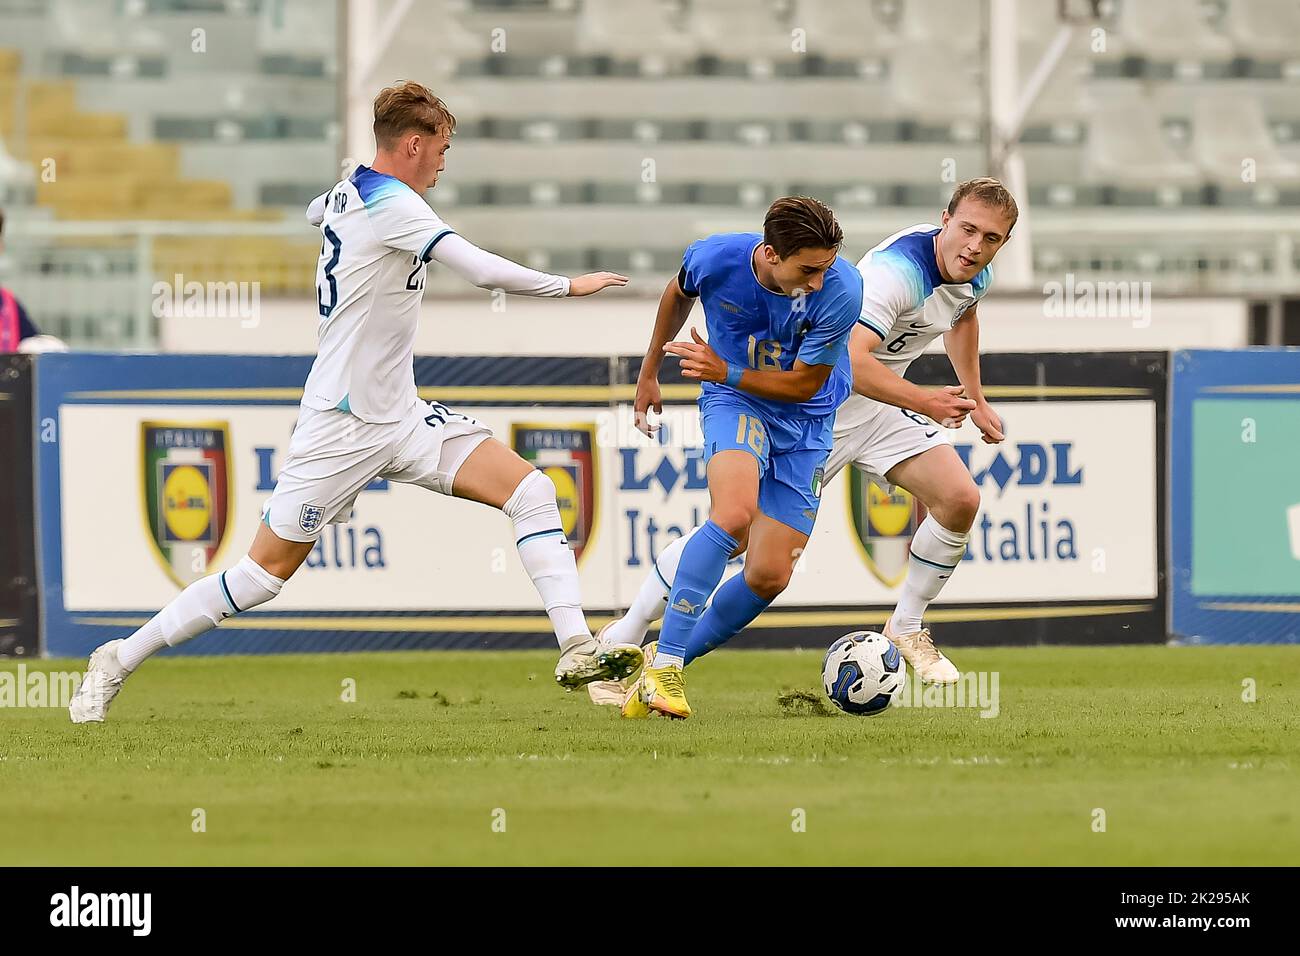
left=656, top=520, right=738, bottom=663
left=684, top=574, right=772, bottom=665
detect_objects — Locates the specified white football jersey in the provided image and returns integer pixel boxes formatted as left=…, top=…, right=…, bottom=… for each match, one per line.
left=837, top=224, right=993, bottom=430
left=300, top=165, right=455, bottom=424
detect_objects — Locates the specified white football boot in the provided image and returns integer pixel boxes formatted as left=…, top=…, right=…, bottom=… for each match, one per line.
left=883, top=621, right=960, bottom=685
left=586, top=624, right=645, bottom=706
left=554, top=632, right=644, bottom=692
left=68, top=639, right=131, bottom=723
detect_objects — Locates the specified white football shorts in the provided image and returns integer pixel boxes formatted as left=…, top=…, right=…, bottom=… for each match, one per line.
left=825, top=394, right=952, bottom=490
left=262, top=398, right=493, bottom=542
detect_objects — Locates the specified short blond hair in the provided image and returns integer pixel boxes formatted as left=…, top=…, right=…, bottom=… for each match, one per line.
left=947, top=178, right=1019, bottom=225
left=373, top=80, right=456, bottom=148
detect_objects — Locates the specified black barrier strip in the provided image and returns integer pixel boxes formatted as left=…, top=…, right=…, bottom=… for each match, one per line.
left=0, top=867, right=1281, bottom=940
left=0, top=355, right=38, bottom=657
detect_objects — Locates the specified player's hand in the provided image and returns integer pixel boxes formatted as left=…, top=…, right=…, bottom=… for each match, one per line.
left=568, top=272, right=629, bottom=296
left=663, top=327, right=726, bottom=383
left=971, top=400, right=1005, bottom=444
left=926, top=385, right=977, bottom=428
left=634, top=376, right=663, bottom=436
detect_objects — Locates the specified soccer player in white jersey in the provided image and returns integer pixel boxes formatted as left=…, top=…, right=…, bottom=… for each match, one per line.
left=590, top=179, right=1015, bottom=702
left=69, top=81, right=641, bottom=723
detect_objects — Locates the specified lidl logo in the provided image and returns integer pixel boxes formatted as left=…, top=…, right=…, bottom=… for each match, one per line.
left=848, top=470, right=926, bottom=587
left=142, top=421, right=232, bottom=587
left=512, top=423, right=597, bottom=562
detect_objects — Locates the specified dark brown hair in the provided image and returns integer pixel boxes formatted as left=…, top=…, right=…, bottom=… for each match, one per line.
left=947, top=178, right=1019, bottom=225
left=373, top=80, right=457, bottom=149
left=763, top=196, right=843, bottom=259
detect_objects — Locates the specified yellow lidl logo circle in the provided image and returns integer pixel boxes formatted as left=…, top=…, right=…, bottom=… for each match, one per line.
left=162, top=464, right=213, bottom=541
left=545, top=466, right=579, bottom=538
left=867, top=482, right=914, bottom=537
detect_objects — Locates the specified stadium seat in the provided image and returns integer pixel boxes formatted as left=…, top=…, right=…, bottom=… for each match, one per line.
left=575, top=0, right=699, bottom=66
left=887, top=42, right=983, bottom=125
left=786, top=0, right=900, bottom=61
left=1191, top=94, right=1300, bottom=186
left=376, top=0, right=488, bottom=84
left=1083, top=101, right=1203, bottom=190
left=1114, top=0, right=1233, bottom=69
left=899, top=0, right=981, bottom=55
left=685, top=0, right=802, bottom=65
left=1224, top=0, right=1300, bottom=61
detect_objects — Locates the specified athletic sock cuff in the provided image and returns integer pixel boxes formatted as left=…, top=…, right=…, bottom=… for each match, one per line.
left=699, top=519, right=739, bottom=555
left=921, top=514, right=970, bottom=548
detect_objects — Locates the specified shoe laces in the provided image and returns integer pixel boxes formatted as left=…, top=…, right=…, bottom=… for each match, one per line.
left=656, top=667, right=685, bottom=696
left=911, top=628, right=941, bottom=666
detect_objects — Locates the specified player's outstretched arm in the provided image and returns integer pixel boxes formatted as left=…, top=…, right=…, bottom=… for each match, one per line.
left=430, top=233, right=627, bottom=297
left=850, top=324, right=975, bottom=427
left=634, top=275, right=697, bottom=434
left=666, top=328, right=831, bottom=404
left=568, top=272, right=630, bottom=296
left=943, top=305, right=1003, bottom=443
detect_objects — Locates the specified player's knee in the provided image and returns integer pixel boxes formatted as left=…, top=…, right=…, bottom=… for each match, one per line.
left=940, top=482, right=981, bottom=531
left=744, top=562, right=792, bottom=601
left=710, top=502, right=756, bottom=538
left=504, top=469, right=558, bottom=521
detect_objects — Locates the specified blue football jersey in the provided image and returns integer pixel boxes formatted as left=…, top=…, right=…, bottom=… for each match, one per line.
left=679, top=232, right=863, bottom=420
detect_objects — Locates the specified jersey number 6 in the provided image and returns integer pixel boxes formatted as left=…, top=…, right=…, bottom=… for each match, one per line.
left=886, top=331, right=918, bottom=353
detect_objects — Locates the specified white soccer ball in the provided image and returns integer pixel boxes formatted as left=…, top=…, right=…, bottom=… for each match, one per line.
left=822, top=631, right=906, bottom=716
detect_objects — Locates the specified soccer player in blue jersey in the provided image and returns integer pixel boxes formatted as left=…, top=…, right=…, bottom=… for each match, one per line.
left=617, top=197, right=863, bottom=719
left=595, top=181, right=1015, bottom=699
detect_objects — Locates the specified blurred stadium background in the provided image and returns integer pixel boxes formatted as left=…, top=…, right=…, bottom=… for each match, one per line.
left=2, top=0, right=1299, bottom=346
left=1, top=0, right=1298, bottom=658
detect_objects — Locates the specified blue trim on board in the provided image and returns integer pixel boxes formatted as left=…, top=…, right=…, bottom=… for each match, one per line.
left=1170, top=348, right=1300, bottom=644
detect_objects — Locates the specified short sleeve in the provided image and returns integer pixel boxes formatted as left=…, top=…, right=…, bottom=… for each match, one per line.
left=856, top=256, right=917, bottom=340
left=369, top=191, right=457, bottom=262
left=796, top=270, right=863, bottom=367
left=305, top=192, right=328, bottom=227
left=678, top=239, right=706, bottom=297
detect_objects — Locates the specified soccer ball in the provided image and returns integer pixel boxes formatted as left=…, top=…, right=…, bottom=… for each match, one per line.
left=822, top=631, right=906, bottom=716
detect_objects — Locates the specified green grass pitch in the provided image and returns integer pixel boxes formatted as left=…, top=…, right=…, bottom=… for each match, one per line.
left=2, top=646, right=1297, bottom=866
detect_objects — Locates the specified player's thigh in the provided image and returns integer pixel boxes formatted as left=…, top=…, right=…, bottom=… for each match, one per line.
left=382, top=401, right=511, bottom=505
left=705, top=450, right=761, bottom=535
left=885, top=442, right=981, bottom=529
left=699, top=398, right=768, bottom=534
left=450, top=437, right=534, bottom=509
left=262, top=407, right=393, bottom=547
left=743, top=510, right=810, bottom=598
left=247, top=521, right=316, bottom=580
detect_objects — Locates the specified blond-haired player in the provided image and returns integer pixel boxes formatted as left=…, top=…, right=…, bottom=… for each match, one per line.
left=70, top=81, right=641, bottom=722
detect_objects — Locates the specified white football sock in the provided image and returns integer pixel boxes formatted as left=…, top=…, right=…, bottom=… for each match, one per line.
left=601, top=527, right=696, bottom=646
left=651, top=651, right=685, bottom=669
left=504, top=470, right=591, bottom=647
left=116, top=555, right=285, bottom=670
left=889, top=514, right=969, bottom=635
